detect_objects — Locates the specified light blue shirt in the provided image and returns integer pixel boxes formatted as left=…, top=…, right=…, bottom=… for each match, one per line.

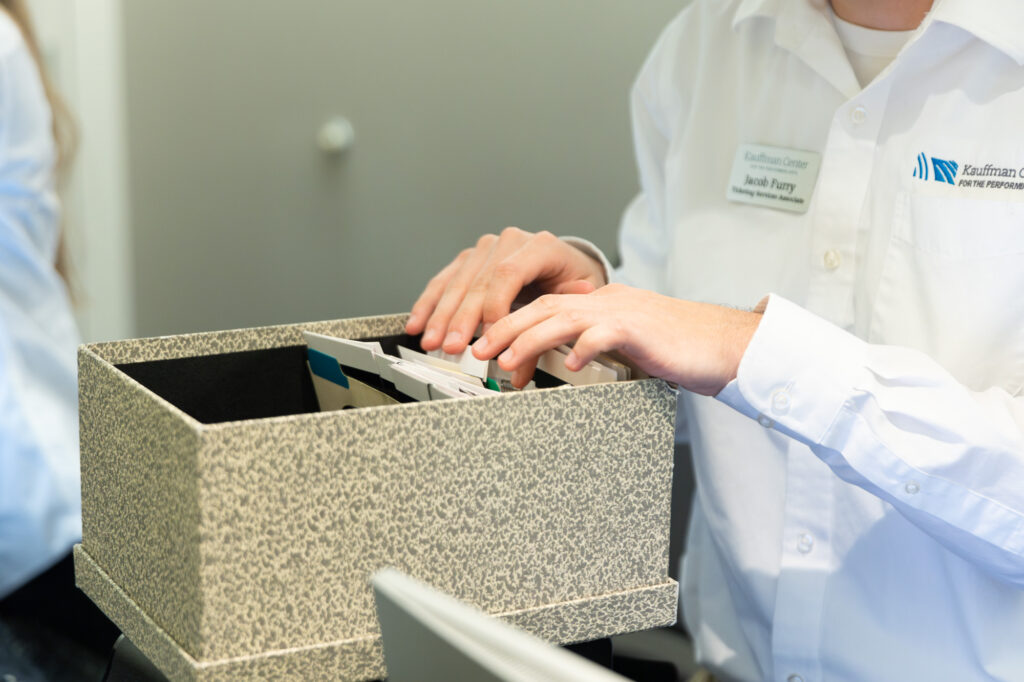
left=0, top=14, right=82, bottom=598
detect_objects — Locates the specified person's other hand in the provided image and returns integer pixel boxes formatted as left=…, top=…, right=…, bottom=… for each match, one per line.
left=405, top=228, right=607, bottom=354
left=470, top=283, right=762, bottom=396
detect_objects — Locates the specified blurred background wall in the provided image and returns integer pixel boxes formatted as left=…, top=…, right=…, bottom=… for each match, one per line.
left=34, top=0, right=133, bottom=343
left=35, top=0, right=686, bottom=341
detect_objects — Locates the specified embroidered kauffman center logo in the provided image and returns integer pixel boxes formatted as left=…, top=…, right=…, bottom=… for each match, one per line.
left=913, top=152, right=959, bottom=185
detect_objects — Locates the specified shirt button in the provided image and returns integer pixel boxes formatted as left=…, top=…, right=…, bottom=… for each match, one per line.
left=757, top=414, right=774, bottom=429
left=771, top=389, right=791, bottom=414
left=850, top=105, right=867, bottom=124
left=905, top=480, right=920, bottom=495
left=797, top=533, right=814, bottom=554
left=787, top=675, right=805, bottom=682
left=823, top=249, right=842, bottom=271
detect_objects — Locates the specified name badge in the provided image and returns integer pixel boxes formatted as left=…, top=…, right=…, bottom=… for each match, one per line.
left=726, top=143, right=821, bottom=214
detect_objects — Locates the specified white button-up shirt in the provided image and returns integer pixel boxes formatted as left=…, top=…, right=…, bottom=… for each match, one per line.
left=0, top=15, right=82, bottom=597
left=600, top=0, right=1024, bottom=679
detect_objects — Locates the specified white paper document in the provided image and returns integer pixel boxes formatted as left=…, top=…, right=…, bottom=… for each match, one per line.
left=303, top=331, right=385, bottom=375
left=303, top=330, right=631, bottom=407
left=425, top=346, right=491, bottom=380
left=536, top=346, right=621, bottom=386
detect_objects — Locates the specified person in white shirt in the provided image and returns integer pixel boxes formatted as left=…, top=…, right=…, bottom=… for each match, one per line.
left=407, top=0, right=1024, bottom=680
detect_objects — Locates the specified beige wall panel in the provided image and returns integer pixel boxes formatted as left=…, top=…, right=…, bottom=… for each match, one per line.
left=124, top=1, right=687, bottom=336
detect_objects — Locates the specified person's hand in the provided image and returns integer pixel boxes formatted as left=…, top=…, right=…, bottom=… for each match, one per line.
left=470, top=283, right=762, bottom=396
left=405, top=228, right=607, bottom=354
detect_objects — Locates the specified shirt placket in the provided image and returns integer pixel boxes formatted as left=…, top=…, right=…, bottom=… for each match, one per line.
left=803, top=79, right=891, bottom=330
left=770, top=80, right=892, bottom=682
left=771, top=440, right=834, bottom=682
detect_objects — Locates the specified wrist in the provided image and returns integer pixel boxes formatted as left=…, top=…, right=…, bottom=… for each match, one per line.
left=560, top=236, right=612, bottom=286
left=582, top=253, right=609, bottom=287
left=723, top=309, right=763, bottom=386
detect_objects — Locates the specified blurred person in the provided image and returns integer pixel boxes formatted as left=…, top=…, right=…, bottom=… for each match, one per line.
left=0, top=0, right=118, bottom=669
left=408, top=0, right=1024, bottom=680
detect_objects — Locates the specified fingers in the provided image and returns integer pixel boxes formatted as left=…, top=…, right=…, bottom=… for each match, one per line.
left=440, top=286, right=486, bottom=353
left=480, top=231, right=569, bottom=327
left=473, top=293, right=563, bottom=360
left=409, top=227, right=602, bottom=354
left=501, top=308, right=625, bottom=379
left=511, top=356, right=539, bottom=390
left=407, top=251, right=470, bottom=335
left=474, top=295, right=592, bottom=378
left=443, top=229, right=528, bottom=353
left=566, top=323, right=625, bottom=370
left=473, top=283, right=635, bottom=372
left=552, top=279, right=597, bottom=296
left=496, top=314, right=586, bottom=373
left=419, top=236, right=498, bottom=350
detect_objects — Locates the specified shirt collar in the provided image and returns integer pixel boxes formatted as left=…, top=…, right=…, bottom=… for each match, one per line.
left=731, top=0, right=776, bottom=28
left=733, top=0, right=1024, bottom=66
left=930, top=0, right=1024, bottom=65
left=732, top=0, right=860, bottom=99
left=732, top=0, right=827, bottom=32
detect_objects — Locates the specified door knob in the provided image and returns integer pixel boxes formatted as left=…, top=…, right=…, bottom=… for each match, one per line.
left=317, top=116, right=355, bottom=154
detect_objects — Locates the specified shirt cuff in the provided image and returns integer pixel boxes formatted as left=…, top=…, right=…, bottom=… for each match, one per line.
left=561, top=236, right=614, bottom=286
left=717, top=294, right=867, bottom=444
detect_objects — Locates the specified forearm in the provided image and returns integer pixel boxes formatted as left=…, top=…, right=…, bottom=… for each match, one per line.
left=719, top=295, right=1024, bottom=585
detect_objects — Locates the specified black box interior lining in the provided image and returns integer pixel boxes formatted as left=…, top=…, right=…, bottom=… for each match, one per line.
left=116, top=334, right=563, bottom=425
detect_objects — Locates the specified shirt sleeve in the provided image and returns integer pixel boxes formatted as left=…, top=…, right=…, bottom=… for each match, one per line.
left=612, top=40, right=673, bottom=294
left=561, top=3, right=693, bottom=294
left=718, top=294, right=1024, bottom=587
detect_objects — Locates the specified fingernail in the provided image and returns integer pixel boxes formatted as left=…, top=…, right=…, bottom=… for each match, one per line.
left=500, top=348, right=515, bottom=364
left=473, top=337, right=489, bottom=353
left=443, top=331, right=462, bottom=348
left=407, top=313, right=420, bottom=328
left=422, top=328, right=439, bottom=344
left=566, top=351, right=580, bottom=369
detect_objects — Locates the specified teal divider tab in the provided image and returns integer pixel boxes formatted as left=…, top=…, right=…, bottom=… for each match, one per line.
left=307, top=348, right=349, bottom=388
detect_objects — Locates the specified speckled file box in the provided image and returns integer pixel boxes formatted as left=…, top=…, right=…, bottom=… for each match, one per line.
left=74, top=314, right=678, bottom=682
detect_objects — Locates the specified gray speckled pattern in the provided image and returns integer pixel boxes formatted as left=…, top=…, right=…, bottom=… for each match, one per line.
left=79, top=349, right=204, bottom=655
left=76, top=546, right=676, bottom=682
left=78, top=315, right=678, bottom=680
left=87, top=314, right=409, bottom=364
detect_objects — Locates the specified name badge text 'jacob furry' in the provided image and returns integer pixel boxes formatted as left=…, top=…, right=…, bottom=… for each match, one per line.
left=727, top=143, right=821, bottom=214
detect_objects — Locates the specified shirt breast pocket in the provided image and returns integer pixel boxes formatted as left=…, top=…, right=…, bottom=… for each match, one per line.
left=869, top=191, right=1024, bottom=395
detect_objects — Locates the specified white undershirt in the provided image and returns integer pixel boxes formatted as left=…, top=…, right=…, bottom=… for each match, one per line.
left=831, top=10, right=915, bottom=87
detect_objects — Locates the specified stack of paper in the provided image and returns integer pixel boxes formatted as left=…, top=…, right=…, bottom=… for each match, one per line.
left=303, top=330, right=632, bottom=408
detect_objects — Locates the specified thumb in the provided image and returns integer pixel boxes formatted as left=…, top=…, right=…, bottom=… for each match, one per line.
left=553, top=279, right=598, bottom=295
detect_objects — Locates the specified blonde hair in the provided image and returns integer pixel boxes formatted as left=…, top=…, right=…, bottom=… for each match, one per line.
left=0, top=0, right=77, bottom=286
